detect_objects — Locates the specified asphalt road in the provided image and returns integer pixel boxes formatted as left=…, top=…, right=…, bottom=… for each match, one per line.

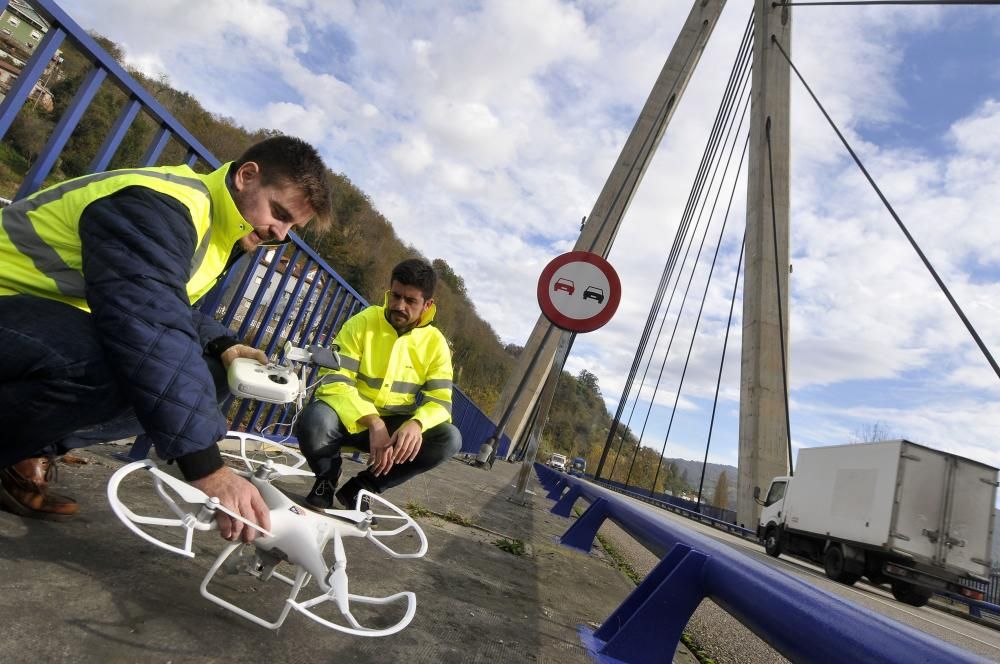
left=588, top=484, right=1000, bottom=663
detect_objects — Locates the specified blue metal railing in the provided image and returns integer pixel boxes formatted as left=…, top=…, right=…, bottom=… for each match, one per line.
left=535, top=464, right=989, bottom=664
left=0, top=0, right=507, bottom=459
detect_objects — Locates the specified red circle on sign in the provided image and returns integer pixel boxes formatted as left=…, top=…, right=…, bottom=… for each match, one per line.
left=537, top=251, right=621, bottom=333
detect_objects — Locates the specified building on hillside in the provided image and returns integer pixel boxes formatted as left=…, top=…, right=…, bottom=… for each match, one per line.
left=0, top=57, right=52, bottom=110
left=0, top=0, right=62, bottom=111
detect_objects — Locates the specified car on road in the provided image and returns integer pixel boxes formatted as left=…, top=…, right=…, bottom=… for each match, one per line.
left=582, top=286, right=605, bottom=303
left=548, top=453, right=567, bottom=472
left=554, top=278, right=575, bottom=295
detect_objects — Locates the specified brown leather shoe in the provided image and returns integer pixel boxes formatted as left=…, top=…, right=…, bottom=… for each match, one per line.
left=0, top=456, right=79, bottom=521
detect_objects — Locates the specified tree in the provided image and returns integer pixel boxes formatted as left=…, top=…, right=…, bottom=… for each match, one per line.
left=852, top=421, right=896, bottom=444
left=711, top=471, right=730, bottom=509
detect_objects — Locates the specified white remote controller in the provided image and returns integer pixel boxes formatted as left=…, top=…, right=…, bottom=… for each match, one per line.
left=227, top=357, right=301, bottom=404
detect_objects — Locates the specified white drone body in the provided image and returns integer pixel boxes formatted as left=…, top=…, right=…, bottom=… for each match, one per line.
left=106, top=345, right=428, bottom=637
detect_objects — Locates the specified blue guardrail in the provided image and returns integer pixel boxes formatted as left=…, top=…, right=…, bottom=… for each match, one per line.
left=535, top=464, right=990, bottom=664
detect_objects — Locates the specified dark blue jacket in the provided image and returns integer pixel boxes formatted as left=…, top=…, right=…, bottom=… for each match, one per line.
left=80, top=186, right=239, bottom=479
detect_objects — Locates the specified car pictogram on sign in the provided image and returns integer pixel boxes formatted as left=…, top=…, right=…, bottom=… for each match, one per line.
left=582, top=286, right=605, bottom=303
left=554, top=278, right=575, bottom=295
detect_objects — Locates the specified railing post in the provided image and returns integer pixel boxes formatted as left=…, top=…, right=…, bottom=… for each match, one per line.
left=559, top=497, right=608, bottom=552
left=545, top=478, right=568, bottom=501
left=550, top=484, right=581, bottom=516
left=586, top=544, right=708, bottom=662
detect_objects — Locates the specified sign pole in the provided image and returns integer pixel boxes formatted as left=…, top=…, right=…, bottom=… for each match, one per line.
left=511, top=330, right=575, bottom=503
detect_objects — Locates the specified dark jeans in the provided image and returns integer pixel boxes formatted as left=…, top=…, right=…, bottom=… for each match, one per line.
left=0, top=295, right=227, bottom=467
left=294, top=400, right=462, bottom=493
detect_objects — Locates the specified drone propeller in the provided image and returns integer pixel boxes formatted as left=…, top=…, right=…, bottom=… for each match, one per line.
left=221, top=431, right=309, bottom=477
left=228, top=456, right=315, bottom=478
left=319, top=508, right=370, bottom=524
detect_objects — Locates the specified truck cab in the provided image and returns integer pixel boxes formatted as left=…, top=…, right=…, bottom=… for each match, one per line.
left=568, top=457, right=586, bottom=477
left=755, top=476, right=790, bottom=555
left=548, top=453, right=567, bottom=472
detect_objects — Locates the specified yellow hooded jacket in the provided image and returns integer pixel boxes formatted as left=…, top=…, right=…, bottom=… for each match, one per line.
left=314, top=293, right=453, bottom=434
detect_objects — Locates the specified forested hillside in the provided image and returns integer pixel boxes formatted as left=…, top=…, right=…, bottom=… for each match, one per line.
left=0, top=31, right=730, bottom=503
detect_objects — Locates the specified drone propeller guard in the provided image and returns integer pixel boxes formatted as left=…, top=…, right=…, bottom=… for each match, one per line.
left=220, top=431, right=311, bottom=476
left=106, top=460, right=271, bottom=558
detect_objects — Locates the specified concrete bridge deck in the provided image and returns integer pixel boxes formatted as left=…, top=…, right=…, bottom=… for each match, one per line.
left=0, top=444, right=693, bottom=664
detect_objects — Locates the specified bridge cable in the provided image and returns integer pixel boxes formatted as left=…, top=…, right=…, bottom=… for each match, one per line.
left=619, top=53, right=754, bottom=487
left=697, top=232, right=746, bottom=509
left=771, top=35, right=1000, bottom=382
left=648, top=128, right=751, bottom=497
left=601, top=9, right=755, bottom=481
left=620, top=27, right=754, bottom=488
left=765, top=117, right=795, bottom=476
left=620, top=38, right=755, bottom=488
left=623, top=76, right=752, bottom=490
left=597, top=12, right=754, bottom=479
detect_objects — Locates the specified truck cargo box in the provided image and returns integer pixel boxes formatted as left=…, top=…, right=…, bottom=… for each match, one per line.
left=785, top=440, right=996, bottom=579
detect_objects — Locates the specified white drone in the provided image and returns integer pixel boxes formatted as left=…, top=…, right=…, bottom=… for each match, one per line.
left=106, top=344, right=428, bottom=637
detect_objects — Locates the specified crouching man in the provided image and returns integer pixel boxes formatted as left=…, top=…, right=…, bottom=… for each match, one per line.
left=295, top=258, right=462, bottom=509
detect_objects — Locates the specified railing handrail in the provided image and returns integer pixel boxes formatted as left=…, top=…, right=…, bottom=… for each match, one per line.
left=592, top=477, right=754, bottom=539
left=536, top=464, right=989, bottom=664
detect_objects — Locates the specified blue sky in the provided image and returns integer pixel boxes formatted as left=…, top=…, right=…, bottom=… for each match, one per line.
left=57, top=1, right=1000, bottom=473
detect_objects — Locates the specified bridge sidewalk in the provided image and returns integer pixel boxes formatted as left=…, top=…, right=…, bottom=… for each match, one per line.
left=0, top=443, right=695, bottom=663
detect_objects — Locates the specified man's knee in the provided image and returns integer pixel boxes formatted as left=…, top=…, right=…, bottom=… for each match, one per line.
left=424, top=423, right=462, bottom=461
left=294, top=401, right=345, bottom=456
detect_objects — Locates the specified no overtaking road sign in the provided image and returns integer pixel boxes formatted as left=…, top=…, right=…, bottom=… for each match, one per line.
left=537, top=251, right=621, bottom=333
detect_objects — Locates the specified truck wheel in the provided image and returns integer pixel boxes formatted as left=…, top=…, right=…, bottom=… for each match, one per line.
left=890, top=581, right=932, bottom=607
left=764, top=526, right=782, bottom=558
left=823, top=545, right=860, bottom=585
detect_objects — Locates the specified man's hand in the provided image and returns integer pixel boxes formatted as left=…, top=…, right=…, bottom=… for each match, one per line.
left=190, top=466, right=271, bottom=542
left=361, top=416, right=394, bottom=477
left=220, top=344, right=268, bottom=369
left=391, top=420, right=423, bottom=464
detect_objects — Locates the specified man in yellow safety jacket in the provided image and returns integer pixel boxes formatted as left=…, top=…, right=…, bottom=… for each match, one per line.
left=0, top=136, right=332, bottom=543
left=295, top=258, right=462, bottom=509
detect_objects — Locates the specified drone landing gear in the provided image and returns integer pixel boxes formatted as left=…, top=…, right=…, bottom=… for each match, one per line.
left=201, top=538, right=417, bottom=637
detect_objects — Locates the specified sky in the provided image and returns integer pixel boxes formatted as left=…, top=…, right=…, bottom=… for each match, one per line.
left=56, top=1, right=1000, bottom=474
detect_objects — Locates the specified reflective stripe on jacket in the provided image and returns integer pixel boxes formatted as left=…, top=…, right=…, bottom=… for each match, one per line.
left=314, top=294, right=453, bottom=434
left=0, top=163, right=249, bottom=309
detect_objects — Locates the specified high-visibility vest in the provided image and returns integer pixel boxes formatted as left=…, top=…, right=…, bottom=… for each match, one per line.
left=0, top=163, right=250, bottom=310
left=314, top=295, right=454, bottom=434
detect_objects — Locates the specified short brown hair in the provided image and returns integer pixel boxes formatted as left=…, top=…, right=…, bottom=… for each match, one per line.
left=234, top=136, right=334, bottom=232
left=391, top=258, right=437, bottom=300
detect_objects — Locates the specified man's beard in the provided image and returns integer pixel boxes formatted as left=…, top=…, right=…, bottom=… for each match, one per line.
left=389, top=310, right=411, bottom=332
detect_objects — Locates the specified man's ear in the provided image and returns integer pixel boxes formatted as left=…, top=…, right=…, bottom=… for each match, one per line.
left=423, top=297, right=434, bottom=312
left=233, top=161, right=260, bottom=191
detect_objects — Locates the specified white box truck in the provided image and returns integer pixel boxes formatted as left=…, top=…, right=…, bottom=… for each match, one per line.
left=755, top=440, right=997, bottom=607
